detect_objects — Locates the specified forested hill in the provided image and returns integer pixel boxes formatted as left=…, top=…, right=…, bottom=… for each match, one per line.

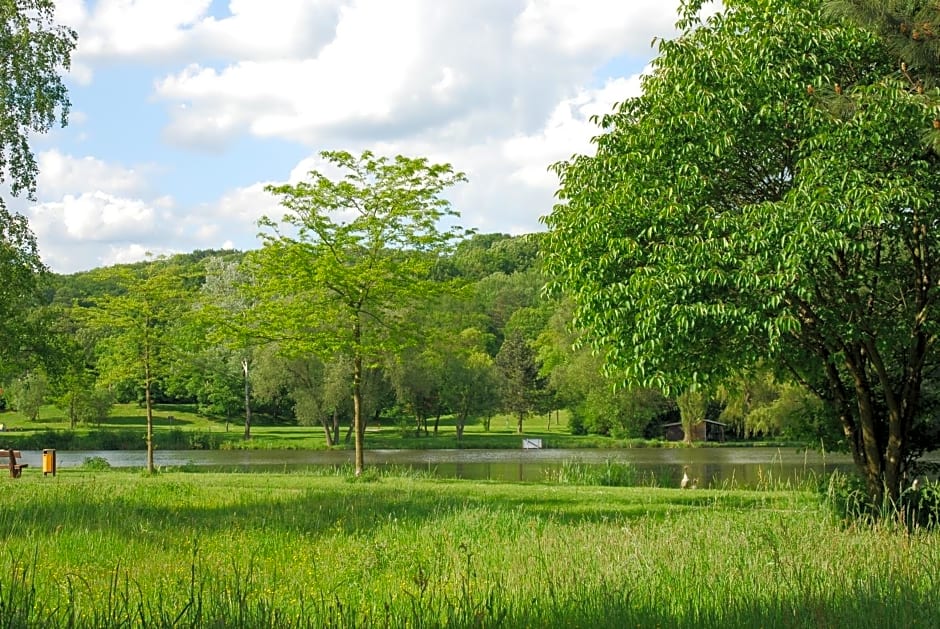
left=5, top=232, right=833, bottom=445
left=43, top=248, right=244, bottom=305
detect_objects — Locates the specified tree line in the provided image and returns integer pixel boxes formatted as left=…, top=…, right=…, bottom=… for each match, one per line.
left=3, top=215, right=830, bottom=461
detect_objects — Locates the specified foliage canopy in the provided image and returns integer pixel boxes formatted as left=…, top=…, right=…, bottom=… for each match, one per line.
left=0, top=0, right=76, bottom=376
left=255, top=150, right=469, bottom=473
left=543, top=0, right=940, bottom=503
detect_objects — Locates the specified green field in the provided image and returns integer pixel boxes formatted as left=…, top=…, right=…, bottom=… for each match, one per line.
left=0, top=403, right=688, bottom=451
left=1, top=470, right=937, bottom=628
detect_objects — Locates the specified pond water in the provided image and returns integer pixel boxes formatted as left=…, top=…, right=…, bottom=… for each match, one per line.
left=17, top=447, right=865, bottom=489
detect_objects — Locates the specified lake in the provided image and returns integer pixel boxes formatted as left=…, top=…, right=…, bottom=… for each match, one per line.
left=17, top=447, right=865, bottom=488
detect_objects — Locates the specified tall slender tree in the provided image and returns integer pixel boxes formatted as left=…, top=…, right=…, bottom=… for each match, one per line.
left=193, top=256, right=261, bottom=439
left=84, top=259, right=190, bottom=473
left=496, top=330, right=543, bottom=434
left=255, top=150, right=468, bottom=475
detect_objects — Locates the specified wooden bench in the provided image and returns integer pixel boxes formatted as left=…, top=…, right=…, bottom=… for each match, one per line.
left=0, top=450, right=28, bottom=478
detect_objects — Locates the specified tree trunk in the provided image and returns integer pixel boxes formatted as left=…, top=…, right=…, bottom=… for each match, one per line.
left=321, top=416, right=335, bottom=446
left=352, top=319, right=364, bottom=476
left=517, top=412, right=523, bottom=434
left=145, top=366, right=154, bottom=475
left=332, top=409, right=340, bottom=446
left=456, top=399, right=470, bottom=441
left=456, top=412, right=466, bottom=440
left=826, top=339, right=924, bottom=508
left=242, top=357, right=252, bottom=440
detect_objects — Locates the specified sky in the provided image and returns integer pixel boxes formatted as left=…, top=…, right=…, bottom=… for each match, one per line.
left=14, top=0, right=711, bottom=274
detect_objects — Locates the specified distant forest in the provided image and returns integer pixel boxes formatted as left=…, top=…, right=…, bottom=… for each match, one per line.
left=1, top=232, right=835, bottom=447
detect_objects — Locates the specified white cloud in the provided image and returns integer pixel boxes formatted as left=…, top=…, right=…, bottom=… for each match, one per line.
left=28, top=184, right=263, bottom=273
left=61, top=0, right=344, bottom=81
left=503, top=73, right=646, bottom=188
left=36, top=150, right=150, bottom=199
left=152, top=1, right=679, bottom=151
left=28, top=181, right=277, bottom=272
left=192, top=0, right=344, bottom=60
left=514, top=0, right=677, bottom=56
left=30, top=192, right=156, bottom=242
left=35, top=1, right=710, bottom=272
left=193, top=181, right=279, bottom=235
left=103, top=243, right=176, bottom=267
left=75, top=0, right=211, bottom=61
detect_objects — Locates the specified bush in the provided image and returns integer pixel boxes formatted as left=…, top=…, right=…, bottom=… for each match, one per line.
left=154, top=429, right=223, bottom=450
left=544, top=459, right=642, bottom=487
left=900, top=480, right=940, bottom=530
left=567, top=412, right=587, bottom=435
left=821, top=471, right=940, bottom=529
left=5, top=371, right=49, bottom=421
left=88, top=429, right=143, bottom=450
left=820, top=471, right=875, bottom=524
left=80, top=456, right=111, bottom=470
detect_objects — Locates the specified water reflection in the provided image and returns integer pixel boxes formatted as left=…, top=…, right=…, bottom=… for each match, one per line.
left=17, top=447, right=870, bottom=489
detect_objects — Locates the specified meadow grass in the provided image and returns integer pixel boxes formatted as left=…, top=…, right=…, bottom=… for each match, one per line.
left=0, top=404, right=659, bottom=451
left=1, top=403, right=800, bottom=452
left=1, top=470, right=938, bottom=628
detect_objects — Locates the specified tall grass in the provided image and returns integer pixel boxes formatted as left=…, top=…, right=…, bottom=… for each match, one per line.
left=1, top=471, right=938, bottom=627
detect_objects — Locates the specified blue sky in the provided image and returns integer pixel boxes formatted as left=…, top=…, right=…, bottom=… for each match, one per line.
left=20, top=0, right=707, bottom=273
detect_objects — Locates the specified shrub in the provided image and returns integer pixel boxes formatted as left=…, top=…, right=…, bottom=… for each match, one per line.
left=544, top=459, right=643, bottom=487
left=821, top=471, right=940, bottom=530
left=900, top=480, right=940, bottom=530
left=81, top=456, right=111, bottom=471
left=820, top=471, right=875, bottom=524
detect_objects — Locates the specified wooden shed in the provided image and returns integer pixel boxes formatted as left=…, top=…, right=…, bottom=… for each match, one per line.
left=663, top=419, right=727, bottom=443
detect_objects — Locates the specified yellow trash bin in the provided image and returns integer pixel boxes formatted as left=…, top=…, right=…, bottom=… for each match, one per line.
left=42, top=449, right=56, bottom=476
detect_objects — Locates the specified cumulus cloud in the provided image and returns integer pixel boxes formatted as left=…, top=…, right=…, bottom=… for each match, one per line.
left=152, top=1, right=680, bottom=150
left=58, top=0, right=344, bottom=82
left=66, top=0, right=210, bottom=63
left=36, top=150, right=150, bottom=199
left=513, top=0, right=678, bottom=56
left=30, top=192, right=156, bottom=242
left=28, top=176, right=284, bottom=273
left=35, top=1, right=715, bottom=272
left=502, top=73, right=646, bottom=188
left=191, top=182, right=279, bottom=237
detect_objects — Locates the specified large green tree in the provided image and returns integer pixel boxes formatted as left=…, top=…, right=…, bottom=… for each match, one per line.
left=191, top=255, right=261, bottom=438
left=543, top=0, right=940, bottom=505
left=495, top=330, right=544, bottom=434
left=0, top=0, right=76, bottom=376
left=1, top=0, right=75, bottom=198
left=441, top=327, right=501, bottom=440
left=84, top=259, right=190, bottom=473
left=0, top=209, right=45, bottom=377
left=255, top=150, right=468, bottom=475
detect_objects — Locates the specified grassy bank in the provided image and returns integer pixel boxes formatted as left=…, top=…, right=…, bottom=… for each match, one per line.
left=0, top=403, right=586, bottom=451
left=1, top=470, right=937, bottom=627
left=0, top=403, right=803, bottom=451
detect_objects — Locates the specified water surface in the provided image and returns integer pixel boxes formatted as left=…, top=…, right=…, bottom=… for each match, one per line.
left=19, top=447, right=862, bottom=488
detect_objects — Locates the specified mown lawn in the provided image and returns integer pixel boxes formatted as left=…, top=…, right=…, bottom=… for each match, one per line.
left=0, top=403, right=648, bottom=451
left=0, top=403, right=801, bottom=451
left=1, top=470, right=937, bottom=627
